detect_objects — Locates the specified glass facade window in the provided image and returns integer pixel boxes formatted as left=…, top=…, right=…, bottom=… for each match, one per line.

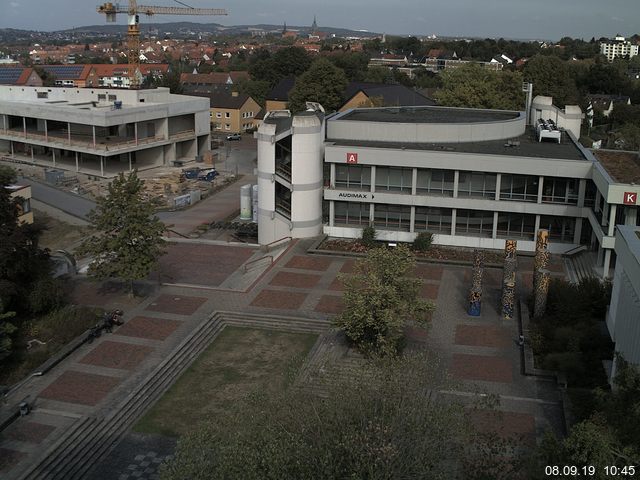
left=456, top=209, right=494, bottom=237
left=540, top=215, right=576, bottom=243
left=373, top=204, right=411, bottom=231
left=584, top=180, right=597, bottom=208
left=415, top=207, right=452, bottom=234
left=542, top=177, right=579, bottom=205
left=500, top=174, right=539, bottom=202
left=334, top=201, right=370, bottom=226
left=416, top=169, right=454, bottom=196
left=375, top=167, right=412, bottom=193
left=335, top=165, right=371, bottom=190
left=457, top=171, right=497, bottom=199
left=496, top=213, right=536, bottom=239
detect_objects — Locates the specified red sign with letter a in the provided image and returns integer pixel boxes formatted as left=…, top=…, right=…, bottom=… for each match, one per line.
left=346, top=152, right=358, bottom=164
left=623, top=192, right=637, bottom=205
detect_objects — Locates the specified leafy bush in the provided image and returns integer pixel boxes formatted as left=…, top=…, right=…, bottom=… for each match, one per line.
left=413, top=232, right=434, bottom=252
left=360, top=225, right=377, bottom=248
left=27, top=275, right=67, bottom=315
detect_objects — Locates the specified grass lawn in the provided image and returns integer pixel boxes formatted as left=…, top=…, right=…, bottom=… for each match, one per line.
left=134, top=326, right=318, bottom=438
left=35, top=209, right=88, bottom=252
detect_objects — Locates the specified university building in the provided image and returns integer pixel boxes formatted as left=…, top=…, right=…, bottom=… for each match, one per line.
left=257, top=98, right=640, bottom=277
left=0, top=86, right=211, bottom=177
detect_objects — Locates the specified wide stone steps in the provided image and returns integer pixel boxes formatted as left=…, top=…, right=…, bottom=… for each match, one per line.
left=569, top=251, right=596, bottom=283
left=220, top=311, right=331, bottom=335
left=19, top=314, right=226, bottom=480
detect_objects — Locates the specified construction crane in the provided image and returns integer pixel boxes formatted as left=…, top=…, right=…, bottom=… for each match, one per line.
left=97, top=1, right=227, bottom=88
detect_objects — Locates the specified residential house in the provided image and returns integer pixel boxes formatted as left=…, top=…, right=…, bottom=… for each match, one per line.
left=7, top=184, right=33, bottom=224
left=339, top=83, right=435, bottom=111
left=194, top=90, right=261, bottom=133
left=265, top=76, right=296, bottom=111
left=587, top=94, right=631, bottom=117
left=0, top=66, right=43, bottom=87
left=39, top=64, right=97, bottom=88
left=600, top=35, right=639, bottom=62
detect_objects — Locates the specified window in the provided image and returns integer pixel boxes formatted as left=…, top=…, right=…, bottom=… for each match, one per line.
left=375, top=166, right=412, bottom=193
left=225, top=124, right=230, bottom=130
left=415, top=207, right=452, bottom=234
left=542, top=177, right=578, bottom=205
left=225, top=112, right=230, bottom=118
left=334, top=201, right=369, bottom=226
left=335, top=165, right=371, bottom=190
left=500, top=174, right=539, bottom=202
left=374, top=204, right=411, bottom=231
left=456, top=209, right=494, bottom=237
left=457, top=171, right=496, bottom=199
left=216, top=112, right=222, bottom=118
left=108, top=94, right=117, bottom=101
left=540, top=215, right=576, bottom=242
left=496, top=213, right=536, bottom=239
left=37, top=92, right=48, bottom=99
left=416, top=169, right=454, bottom=196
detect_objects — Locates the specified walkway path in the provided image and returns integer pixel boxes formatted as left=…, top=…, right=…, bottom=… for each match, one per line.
left=0, top=241, right=569, bottom=479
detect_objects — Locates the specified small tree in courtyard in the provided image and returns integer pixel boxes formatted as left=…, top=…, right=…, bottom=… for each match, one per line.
left=334, top=244, right=434, bottom=356
left=78, top=170, right=166, bottom=295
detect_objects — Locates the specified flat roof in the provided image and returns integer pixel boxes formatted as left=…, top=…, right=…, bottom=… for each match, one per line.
left=336, top=106, right=520, bottom=124
left=591, top=150, right=640, bottom=184
left=329, top=128, right=587, bottom=161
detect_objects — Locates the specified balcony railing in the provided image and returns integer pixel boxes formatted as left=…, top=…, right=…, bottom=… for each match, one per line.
left=275, top=200, right=291, bottom=219
left=275, top=162, right=291, bottom=182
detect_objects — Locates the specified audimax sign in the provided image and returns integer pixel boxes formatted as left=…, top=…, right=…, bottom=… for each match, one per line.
left=338, top=192, right=370, bottom=199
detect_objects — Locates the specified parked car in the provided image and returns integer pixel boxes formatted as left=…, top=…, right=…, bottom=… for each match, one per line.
left=226, top=133, right=241, bottom=141
left=182, top=167, right=201, bottom=180
left=197, top=168, right=219, bottom=182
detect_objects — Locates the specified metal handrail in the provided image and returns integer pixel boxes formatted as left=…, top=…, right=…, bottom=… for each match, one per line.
left=243, top=255, right=273, bottom=273
left=263, top=235, right=292, bottom=250
left=562, top=244, right=587, bottom=257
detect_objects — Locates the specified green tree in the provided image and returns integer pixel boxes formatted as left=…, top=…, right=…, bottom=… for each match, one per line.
left=436, top=63, right=524, bottom=110
left=334, top=244, right=434, bottom=356
left=523, top=55, right=579, bottom=106
left=288, top=57, right=348, bottom=113
left=77, top=171, right=166, bottom=295
left=364, top=65, right=394, bottom=84
left=0, top=166, right=52, bottom=313
left=326, top=51, right=370, bottom=82
left=249, top=46, right=311, bottom=87
left=0, top=300, right=17, bottom=361
left=161, top=353, right=513, bottom=480
left=236, top=78, right=271, bottom=107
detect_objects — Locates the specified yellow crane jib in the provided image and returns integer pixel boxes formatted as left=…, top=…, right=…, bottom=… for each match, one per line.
left=96, top=1, right=228, bottom=88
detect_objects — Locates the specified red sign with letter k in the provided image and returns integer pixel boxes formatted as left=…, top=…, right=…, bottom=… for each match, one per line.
left=623, top=192, right=637, bottom=205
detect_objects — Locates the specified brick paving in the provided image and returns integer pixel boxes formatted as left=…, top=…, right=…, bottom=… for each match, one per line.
left=454, top=324, right=513, bottom=349
left=2, top=422, right=56, bottom=444
left=340, top=259, right=356, bottom=273
left=414, top=264, right=444, bottom=281
left=145, top=294, right=207, bottom=316
left=115, top=316, right=182, bottom=341
left=0, top=448, right=26, bottom=473
left=250, top=289, right=307, bottom=310
left=157, top=244, right=255, bottom=286
left=421, top=283, right=440, bottom=299
left=38, top=370, right=121, bottom=406
left=450, top=353, right=514, bottom=383
left=269, top=271, right=322, bottom=289
left=285, top=255, right=332, bottom=271
left=314, top=295, right=344, bottom=314
left=79, top=341, right=154, bottom=371
left=70, top=280, right=145, bottom=309
left=328, top=277, right=345, bottom=291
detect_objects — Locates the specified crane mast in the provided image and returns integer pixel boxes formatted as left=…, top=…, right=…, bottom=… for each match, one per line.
left=97, top=1, right=227, bottom=88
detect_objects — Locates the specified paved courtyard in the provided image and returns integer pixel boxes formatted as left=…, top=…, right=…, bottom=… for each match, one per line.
left=0, top=238, right=568, bottom=479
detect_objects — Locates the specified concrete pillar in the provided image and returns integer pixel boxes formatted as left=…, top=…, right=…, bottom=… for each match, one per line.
left=44, top=119, right=48, bottom=142
left=52, top=148, right=56, bottom=167
left=330, top=163, right=335, bottom=188
left=534, top=214, right=541, bottom=236
left=595, top=190, right=602, bottom=214
left=92, top=125, right=96, bottom=148
left=75, top=151, right=79, bottom=172
left=495, top=173, right=501, bottom=201
left=369, top=203, right=374, bottom=224
left=411, top=168, right=417, bottom=196
left=573, top=217, right=583, bottom=244
left=10, top=141, right=14, bottom=156
left=577, top=179, right=586, bottom=208
left=67, top=122, right=71, bottom=145
left=134, top=123, right=138, bottom=145
left=100, top=156, right=104, bottom=177
left=451, top=209, right=457, bottom=236
left=492, top=211, right=498, bottom=239
left=410, top=206, right=416, bottom=233
left=537, top=176, right=544, bottom=204
left=22, top=117, right=26, bottom=138
left=129, top=152, right=132, bottom=171
left=31, top=148, right=34, bottom=161
left=608, top=204, right=617, bottom=237
left=329, top=200, right=334, bottom=227
left=453, top=170, right=459, bottom=198
left=603, top=249, right=612, bottom=279
left=370, top=166, right=376, bottom=193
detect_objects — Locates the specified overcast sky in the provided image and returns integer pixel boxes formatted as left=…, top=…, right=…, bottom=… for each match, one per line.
left=2, top=0, right=639, bottom=40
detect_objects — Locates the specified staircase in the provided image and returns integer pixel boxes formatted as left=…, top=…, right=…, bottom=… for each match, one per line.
left=565, top=250, right=597, bottom=284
